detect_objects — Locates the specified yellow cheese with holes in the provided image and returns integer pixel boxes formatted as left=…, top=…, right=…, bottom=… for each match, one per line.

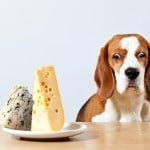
left=31, top=66, right=65, bottom=131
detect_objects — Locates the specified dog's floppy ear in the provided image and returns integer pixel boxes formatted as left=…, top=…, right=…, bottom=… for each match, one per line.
left=94, top=44, right=115, bottom=101
left=145, top=43, right=150, bottom=102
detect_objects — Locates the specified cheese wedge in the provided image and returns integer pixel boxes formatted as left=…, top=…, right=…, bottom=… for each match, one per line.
left=0, top=86, right=33, bottom=130
left=31, top=66, right=65, bottom=131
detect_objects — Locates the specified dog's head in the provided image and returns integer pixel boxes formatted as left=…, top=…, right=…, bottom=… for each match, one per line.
left=95, top=34, right=150, bottom=101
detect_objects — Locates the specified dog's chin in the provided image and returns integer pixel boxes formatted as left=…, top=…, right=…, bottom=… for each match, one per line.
left=124, top=80, right=141, bottom=94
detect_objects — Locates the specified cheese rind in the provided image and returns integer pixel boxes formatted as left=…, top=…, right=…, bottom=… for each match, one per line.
left=0, top=86, right=33, bottom=130
left=31, top=66, right=65, bottom=131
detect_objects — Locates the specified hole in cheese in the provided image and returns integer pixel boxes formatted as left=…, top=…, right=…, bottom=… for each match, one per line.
left=41, top=82, right=45, bottom=86
left=47, top=97, right=51, bottom=102
left=45, top=85, right=48, bottom=88
left=33, top=109, right=36, bottom=114
left=37, top=89, right=41, bottom=93
left=45, top=72, right=50, bottom=78
left=45, top=103, right=49, bottom=107
left=49, top=88, right=52, bottom=92
left=45, top=97, right=51, bottom=103
left=55, top=109, right=58, bottom=113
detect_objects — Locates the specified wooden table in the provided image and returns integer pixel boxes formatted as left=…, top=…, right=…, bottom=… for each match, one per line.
left=1, top=122, right=150, bottom=150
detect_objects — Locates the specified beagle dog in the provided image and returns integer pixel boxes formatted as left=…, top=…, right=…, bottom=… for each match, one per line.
left=76, top=34, right=150, bottom=122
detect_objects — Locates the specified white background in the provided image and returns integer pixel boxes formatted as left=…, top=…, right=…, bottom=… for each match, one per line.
left=0, top=0, right=150, bottom=121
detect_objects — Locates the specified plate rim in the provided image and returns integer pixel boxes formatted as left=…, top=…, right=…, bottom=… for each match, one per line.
left=1, top=122, right=87, bottom=139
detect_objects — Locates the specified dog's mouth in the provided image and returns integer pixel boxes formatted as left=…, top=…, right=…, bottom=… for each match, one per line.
left=127, top=80, right=138, bottom=88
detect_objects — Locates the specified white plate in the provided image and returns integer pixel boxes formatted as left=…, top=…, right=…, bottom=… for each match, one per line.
left=2, top=123, right=87, bottom=139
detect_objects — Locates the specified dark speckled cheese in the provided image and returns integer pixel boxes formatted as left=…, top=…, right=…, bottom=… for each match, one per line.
left=0, top=86, right=33, bottom=130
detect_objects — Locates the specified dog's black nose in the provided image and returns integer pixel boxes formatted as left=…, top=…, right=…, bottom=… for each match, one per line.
left=125, top=68, right=139, bottom=80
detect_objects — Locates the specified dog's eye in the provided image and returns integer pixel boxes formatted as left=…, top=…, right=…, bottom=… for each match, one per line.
left=112, top=53, right=121, bottom=60
left=137, top=52, right=145, bottom=58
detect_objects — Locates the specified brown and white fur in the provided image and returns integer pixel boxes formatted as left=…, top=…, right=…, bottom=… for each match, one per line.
left=76, top=34, right=150, bottom=122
